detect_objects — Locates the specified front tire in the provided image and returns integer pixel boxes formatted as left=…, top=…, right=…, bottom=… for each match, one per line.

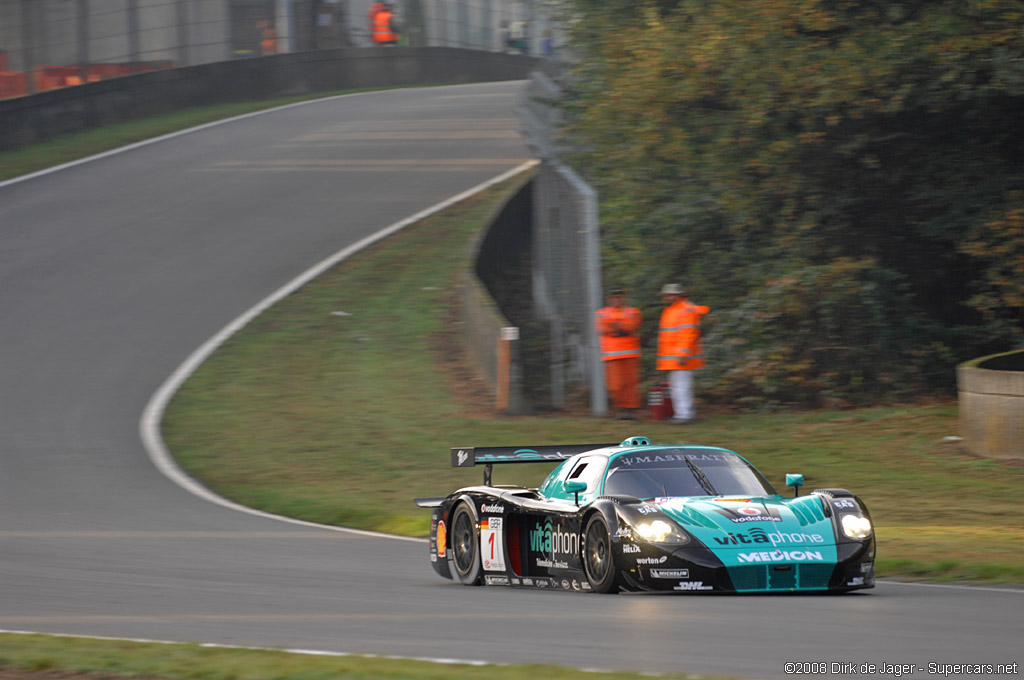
left=450, top=502, right=482, bottom=585
left=583, top=513, right=619, bottom=594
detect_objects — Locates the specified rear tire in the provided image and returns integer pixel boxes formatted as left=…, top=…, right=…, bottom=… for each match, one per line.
left=583, top=513, right=619, bottom=594
left=450, top=502, right=482, bottom=585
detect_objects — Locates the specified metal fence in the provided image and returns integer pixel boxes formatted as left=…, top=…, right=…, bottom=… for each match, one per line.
left=416, top=0, right=558, bottom=53
left=518, top=62, right=606, bottom=415
left=0, top=0, right=559, bottom=98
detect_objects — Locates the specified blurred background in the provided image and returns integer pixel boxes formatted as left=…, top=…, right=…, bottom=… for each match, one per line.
left=0, top=0, right=560, bottom=97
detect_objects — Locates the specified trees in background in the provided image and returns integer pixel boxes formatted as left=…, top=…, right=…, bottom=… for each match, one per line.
left=558, top=0, right=1024, bottom=406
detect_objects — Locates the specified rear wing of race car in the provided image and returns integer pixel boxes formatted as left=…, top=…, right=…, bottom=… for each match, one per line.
left=451, top=443, right=617, bottom=486
left=413, top=443, right=616, bottom=507
left=414, top=439, right=648, bottom=507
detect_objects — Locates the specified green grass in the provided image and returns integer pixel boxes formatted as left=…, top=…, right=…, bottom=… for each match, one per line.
left=0, top=633, right=737, bottom=680
left=0, top=86, right=405, bottom=182
left=159, top=170, right=1024, bottom=584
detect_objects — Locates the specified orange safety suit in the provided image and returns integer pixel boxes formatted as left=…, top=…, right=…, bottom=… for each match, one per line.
left=656, top=298, right=709, bottom=371
left=371, top=9, right=398, bottom=44
left=368, top=2, right=386, bottom=24
left=595, top=305, right=642, bottom=410
left=260, top=24, right=277, bottom=54
left=595, top=306, right=642, bottom=361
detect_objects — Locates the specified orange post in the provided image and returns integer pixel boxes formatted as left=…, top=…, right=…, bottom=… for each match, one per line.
left=496, top=337, right=510, bottom=412
left=496, top=327, right=519, bottom=412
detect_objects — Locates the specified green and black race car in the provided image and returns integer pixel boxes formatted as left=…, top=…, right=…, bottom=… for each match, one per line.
left=415, top=436, right=875, bottom=594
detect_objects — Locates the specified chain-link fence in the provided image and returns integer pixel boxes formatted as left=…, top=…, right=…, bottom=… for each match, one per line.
left=0, top=0, right=559, bottom=99
left=0, top=0, right=232, bottom=97
left=518, top=62, right=606, bottom=415
left=413, top=0, right=558, bottom=53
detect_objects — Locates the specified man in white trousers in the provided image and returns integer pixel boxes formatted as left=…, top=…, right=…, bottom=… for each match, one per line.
left=657, top=283, right=709, bottom=424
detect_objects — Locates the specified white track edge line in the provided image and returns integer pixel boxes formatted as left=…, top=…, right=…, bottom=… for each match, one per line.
left=0, top=92, right=358, bottom=190
left=0, top=629, right=652, bottom=675
left=877, top=580, right=1024, bottom=593
left=139, top=159, right=539, bottom=542
left=0, top=629, right=503, bottom=670
left=0, top=81, right=516, bottom=190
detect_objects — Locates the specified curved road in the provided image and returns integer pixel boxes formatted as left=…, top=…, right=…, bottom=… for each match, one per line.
left=0, top=82, right=1020, bottom=680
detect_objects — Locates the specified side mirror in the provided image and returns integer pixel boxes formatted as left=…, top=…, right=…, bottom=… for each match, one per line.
left=785, top=474, right=804, bottom=498
left=564, top=480, right=587, bottom=505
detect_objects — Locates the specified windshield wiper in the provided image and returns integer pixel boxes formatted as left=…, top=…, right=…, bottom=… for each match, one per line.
left=685, top=458, right=717, bottom=496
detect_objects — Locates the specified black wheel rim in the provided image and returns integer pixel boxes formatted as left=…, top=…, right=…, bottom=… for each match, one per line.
left=585, top=520, right=610, bottom=583
left=453, top=509, right=475, bottom=576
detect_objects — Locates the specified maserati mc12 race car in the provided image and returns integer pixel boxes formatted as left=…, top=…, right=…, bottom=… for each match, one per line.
left=414, top=437, right=875, bottom=594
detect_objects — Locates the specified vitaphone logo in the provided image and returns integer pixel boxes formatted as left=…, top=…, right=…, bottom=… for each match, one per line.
left=530, top=519, right=579, bottom=557
left=713, top=527, right=825, bottom=547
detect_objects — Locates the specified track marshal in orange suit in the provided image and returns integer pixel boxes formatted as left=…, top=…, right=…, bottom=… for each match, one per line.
left=595, top=288, right=643, bottom=418
left=657, top=283, right=709, bottom=424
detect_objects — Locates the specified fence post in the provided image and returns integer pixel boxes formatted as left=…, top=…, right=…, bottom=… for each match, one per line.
left=176, top=0, right=189, bottom=66
left=20, top=0, right=35, bottom=94
left=77, top=0, right=90, bottom=76
left=127, top=0, right=140, bottom=71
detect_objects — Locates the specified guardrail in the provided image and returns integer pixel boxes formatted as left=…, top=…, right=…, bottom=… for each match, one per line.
left=957, top=348, right=1024, bottom=460
left=0, top=47, right=537, bottom=152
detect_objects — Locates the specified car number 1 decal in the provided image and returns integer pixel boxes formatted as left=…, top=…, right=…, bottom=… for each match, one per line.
left=481, top=516, right=505, bottom=572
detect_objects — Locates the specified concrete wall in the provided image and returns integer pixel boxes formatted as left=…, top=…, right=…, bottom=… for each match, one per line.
left=0, top=46, right=537, bottom=151
left=460, top=169, right=534, bottom=414
left=957, top=348, right=1024, bottom=460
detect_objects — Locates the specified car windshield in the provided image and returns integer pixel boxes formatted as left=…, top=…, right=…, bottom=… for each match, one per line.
left=603, top=448, right=775, bottom=499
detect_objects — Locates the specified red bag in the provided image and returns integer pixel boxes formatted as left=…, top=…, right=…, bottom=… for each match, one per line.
left=648, top=382, right=674, bottom=421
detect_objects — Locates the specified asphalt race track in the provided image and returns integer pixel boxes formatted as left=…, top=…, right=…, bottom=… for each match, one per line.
left=1, top=81, right=1021, bottom=680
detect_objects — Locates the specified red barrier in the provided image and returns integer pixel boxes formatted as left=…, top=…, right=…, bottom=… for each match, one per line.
left=0, top=61, right=178, bottom=98
left=87, top=63, right=133, bottom=81
left=0, top=71, right=28, bottom=98
left=33, top=65, right=87, bottom=91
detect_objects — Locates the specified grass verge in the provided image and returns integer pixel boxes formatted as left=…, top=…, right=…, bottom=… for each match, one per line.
left=159, top=169, right=1024, bottom=583
left=0, top=633, right=736, bottom=680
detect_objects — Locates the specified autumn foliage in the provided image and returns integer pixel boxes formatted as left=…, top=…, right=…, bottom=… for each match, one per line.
left=558, top=0, right=1024, bottom=406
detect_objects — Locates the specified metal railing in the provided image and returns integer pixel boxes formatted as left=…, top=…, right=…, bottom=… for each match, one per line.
left=518, top=61, right=606, bottom=415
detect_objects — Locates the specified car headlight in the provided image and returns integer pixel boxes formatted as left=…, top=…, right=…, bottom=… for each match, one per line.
left=634, top=519, right=690, bottom=544
left=841, top=514, right=873, bottom=539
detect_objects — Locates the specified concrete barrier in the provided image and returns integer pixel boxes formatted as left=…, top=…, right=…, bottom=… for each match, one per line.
left=460, top=170, right=534, bottom=415
left=957, top=348, right=1024, bottom=460
left=0, top=47, right=537, bottom=152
